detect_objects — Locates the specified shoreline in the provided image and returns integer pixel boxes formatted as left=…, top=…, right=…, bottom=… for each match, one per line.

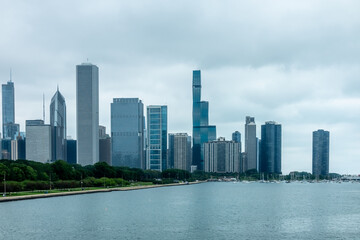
left=0, top=181, right=204, bottom=203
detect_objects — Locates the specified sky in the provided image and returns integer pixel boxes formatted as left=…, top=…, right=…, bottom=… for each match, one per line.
left=0, top=0, right=359, bottom=174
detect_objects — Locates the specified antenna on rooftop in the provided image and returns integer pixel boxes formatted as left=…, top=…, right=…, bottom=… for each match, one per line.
left=10, top=68, right=12, bottom=82
left=43, top=93, right=45, bottom=122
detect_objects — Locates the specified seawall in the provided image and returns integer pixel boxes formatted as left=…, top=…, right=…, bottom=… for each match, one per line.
left=0, top=181, right=204, bottom=203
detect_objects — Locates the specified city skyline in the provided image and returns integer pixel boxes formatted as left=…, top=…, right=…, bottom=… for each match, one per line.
left=0, top=1, right=360, bottom=174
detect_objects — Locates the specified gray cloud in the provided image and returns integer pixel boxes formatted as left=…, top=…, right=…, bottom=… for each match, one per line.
left=0, top=0, right=359, bottom=173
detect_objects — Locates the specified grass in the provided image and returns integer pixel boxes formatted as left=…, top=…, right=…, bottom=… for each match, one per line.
left=2, top=182, right=155, bottom=198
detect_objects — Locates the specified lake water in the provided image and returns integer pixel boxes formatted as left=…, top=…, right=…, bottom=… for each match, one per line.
left=1, top=182, right=360, bottom=240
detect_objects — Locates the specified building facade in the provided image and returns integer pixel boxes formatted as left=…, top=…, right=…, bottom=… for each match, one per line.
left=99, top=125, right=112, bottom=166
left=111, top=98, right=145, bottom=168
left=232, top=131, right=241, bottom=143
left=11, top=136, right=26, bottom=160
left=245, top=116, right=257, bottom=172
left=1, top=139, right=11, bottom=159
left=312, top=129, right=330, bottom=176
left=50, top=88, right=66, bottom=161
left=146, top=105, right=167, bottom=171
left=168, top=133, right=192, bottom=171
left=25, top=120, right=52, bottom=163
left=66, top=139, right=77, bottom=164
left=260, top=121, right=282, bottom=174
left=204, top=137, right=241, bottom=173
left=192, top=70, right=216, bottom=170
left=2, top=79, right=19, bottom=140
left=76, top=63, right=99, bottom=166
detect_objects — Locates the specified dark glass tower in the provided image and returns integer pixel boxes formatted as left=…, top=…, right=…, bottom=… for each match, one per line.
left=232, top=131, right=241, bottom=143
left=111, top=98, right=145, bottom=168
left=312, top=129, right=330, bottom=176
left=192, top=70, right=216, bottom=170
left=260, top=121, right=282, bottom=174
left=50, top=87, right=66, bottom=161
left=2, top=76, right=19, bottom=140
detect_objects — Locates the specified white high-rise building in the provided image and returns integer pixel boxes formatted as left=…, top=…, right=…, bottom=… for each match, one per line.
left=25, top=120, right=52, bottom=163
left=76, top=63, right=99, bottom=166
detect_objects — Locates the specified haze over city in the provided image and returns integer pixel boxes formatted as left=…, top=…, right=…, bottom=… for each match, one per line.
left=0, top=1, right=359, bottom=174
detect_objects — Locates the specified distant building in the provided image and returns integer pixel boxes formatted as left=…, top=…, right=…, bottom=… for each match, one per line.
left=99, top=125, right=111, bottom=166
left=312, top=129, right=330, bottom=176
left=260, top=121, right=282, bottom=174
left=192, top=70, right=216, bottom=170
left=1, top=139, right=11, bottom=159
left=204, top=137, right=241, bottom=173
left=11, top=135, right=26, bottom=160
left=111, top=98, right=145, bottom=168
left=245, top=116, right=257, bottom=171
left=2, top=77, right=19, bottom=140
left=232, top=131, right=241, bottom=143
left=25, top=120, right=52, bottom=163
left=146, top=105, right=167, bottom=171
left=76, top=63, right=99, bottom=166
left=168, top=133, right=192, bottom=171
left=66, top=139, right=77, bottom=165
left=50, top=87, right=66, bottom=161
left=240, top=152, right=247, bottom=173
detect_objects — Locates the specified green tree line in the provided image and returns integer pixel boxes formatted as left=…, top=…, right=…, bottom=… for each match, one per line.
left=0, top=159, right=193, bottom=192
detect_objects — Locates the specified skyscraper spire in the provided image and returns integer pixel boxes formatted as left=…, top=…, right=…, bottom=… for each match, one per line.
left=9, top=68, right=12, bottom=82
left=43, top=93, right=45, bottom=122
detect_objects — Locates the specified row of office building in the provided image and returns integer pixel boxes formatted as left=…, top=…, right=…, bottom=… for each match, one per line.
left=1, top=66, right=330, bottom=176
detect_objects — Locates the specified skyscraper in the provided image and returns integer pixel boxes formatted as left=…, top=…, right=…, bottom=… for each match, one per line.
left=192, top=70, right=216, bottom=170
left=312, top=129, right=330, bottom=176
left=245, top=116, right=257, bottom=171
left=168, top=133, right=191, bottom=171
left=50, top=87, right=66, bottom=161
left=146, top=105, right=167, bottom=171
left=76, top=63, right=99, bottom=166
left=99, top=125, right=112, bottom=166
left=25, top=120, right=52, bottom=163
left=232, top=131, right=241, bottom=143
left=2, top=75, right=19, bottom=140
left=203, top=137, right=241, bottom=173
left=111, top=98, right=145, bottom=168
left=66, top=138, right=77, bottom=165
left=260, top=121, right=282, bottom=174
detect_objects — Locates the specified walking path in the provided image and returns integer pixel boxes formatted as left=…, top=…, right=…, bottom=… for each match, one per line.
left=0, top=181, right=203, bottom=203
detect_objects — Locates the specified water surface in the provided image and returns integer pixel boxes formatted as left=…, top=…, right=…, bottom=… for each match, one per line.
left=1, top=182, right=359, bottom=239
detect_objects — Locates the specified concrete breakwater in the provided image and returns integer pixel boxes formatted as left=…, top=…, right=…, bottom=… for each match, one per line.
left=0, top=181, right=203, bottom=203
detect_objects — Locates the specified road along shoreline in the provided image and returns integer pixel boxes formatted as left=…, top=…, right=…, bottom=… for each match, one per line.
left=0, top=181, right=204, bottom=203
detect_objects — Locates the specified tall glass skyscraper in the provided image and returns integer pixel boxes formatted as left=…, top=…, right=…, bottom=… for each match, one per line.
left=312, top=129, right=330, bottom=176
left=2, top=77, right=19, bottom=140
left=76, top=63, right=99, bottom=166
left=192, top=70, right=216, bottom=170
left=245, top=116, right=257, bottom=171
left=50, top=87, right=66, bottom=161
left=260, top=121, right=282, bottom=174
left=111, top=98, right=145, bottom=168
left=146, top=105, right=167, bottom=171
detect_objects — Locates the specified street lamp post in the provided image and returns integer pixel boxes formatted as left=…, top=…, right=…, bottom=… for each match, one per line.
left=3, top=173, right=6, bottom=197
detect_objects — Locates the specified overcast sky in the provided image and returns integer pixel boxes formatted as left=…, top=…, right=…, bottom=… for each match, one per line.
left=1, top=0, right=359, bottom=174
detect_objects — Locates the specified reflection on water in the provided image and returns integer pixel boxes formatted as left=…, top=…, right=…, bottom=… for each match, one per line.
left=0, top=182, right=360, bottom=240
